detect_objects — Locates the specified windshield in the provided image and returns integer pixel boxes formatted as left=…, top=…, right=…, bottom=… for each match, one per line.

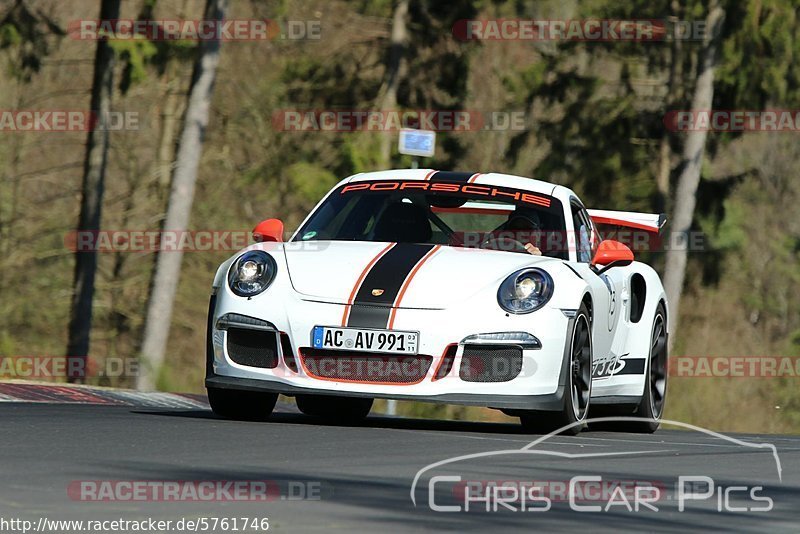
left=294, top=180, right=568, bottom=259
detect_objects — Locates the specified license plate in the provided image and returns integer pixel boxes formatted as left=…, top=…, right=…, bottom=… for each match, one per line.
left=312, top=326, right=419, bottom=355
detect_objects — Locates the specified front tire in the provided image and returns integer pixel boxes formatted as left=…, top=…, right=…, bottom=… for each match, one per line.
left=296, top=395, right=373, bottom=422
left=207, top=387, right=278, bottom=421
left=520, top=303, right=592, bottom=435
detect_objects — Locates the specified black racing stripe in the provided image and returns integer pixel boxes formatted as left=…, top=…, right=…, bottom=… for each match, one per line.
left=429, top=171, right=475, bottom=183
left=615, top=358, right=647, bottom=375
left=345, top=305, right=395, bottom=329
left=347, top=243, right=434, bottom=328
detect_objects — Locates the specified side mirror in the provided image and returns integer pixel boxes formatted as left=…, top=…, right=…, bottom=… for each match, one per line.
left=591, top=240, right=634, bottom=273
left=252, top=219, right=284, bottom=243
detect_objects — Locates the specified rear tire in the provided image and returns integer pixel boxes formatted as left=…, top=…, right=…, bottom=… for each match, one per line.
left=296, top=395, right=373, bottom=422
left=207, top=388, right=278, bottom=421
left=618, top=303, right=668, bottom=433
left=520, top=303, right=592, bottom=435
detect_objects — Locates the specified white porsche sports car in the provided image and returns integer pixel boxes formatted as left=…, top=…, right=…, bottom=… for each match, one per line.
left=205, top=169, right=669, bottom=434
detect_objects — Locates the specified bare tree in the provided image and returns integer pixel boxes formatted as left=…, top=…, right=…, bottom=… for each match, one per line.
left=136, top=0, right=228, bottom=390
left=65, top=0, right=121, bottom=382
left=654, top=0, right=683, bottom=214
left=378, top=0, right=409, bottom=169
left=663, top=1, right=726, bottom=342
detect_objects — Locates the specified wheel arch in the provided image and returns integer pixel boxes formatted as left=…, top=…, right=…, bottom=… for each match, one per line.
left=581, top=292, right=593, bottom=324
left=657, top=297, right=668, bottom=335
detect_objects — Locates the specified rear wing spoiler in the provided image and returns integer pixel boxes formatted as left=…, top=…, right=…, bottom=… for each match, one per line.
left=588, top=210, right=666, bottom=234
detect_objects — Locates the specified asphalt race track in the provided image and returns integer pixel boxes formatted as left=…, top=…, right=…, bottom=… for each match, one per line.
left=2, top=385, right=799, bottom=532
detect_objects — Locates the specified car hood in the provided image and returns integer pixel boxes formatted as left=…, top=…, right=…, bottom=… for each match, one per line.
left=282, top=240, right=558, bottom=309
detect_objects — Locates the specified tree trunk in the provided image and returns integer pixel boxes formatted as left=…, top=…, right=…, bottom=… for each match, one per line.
left=136, top=0, right=227, bottom=391
left=663, top=1, right=725, bottom=343
left=654, top=1, right=683, bottom=214
left=65, top=0, right=121, bottom=383
left=156, top=61, right=184, bottom=197
left=378, top=0, right=409, bottom=169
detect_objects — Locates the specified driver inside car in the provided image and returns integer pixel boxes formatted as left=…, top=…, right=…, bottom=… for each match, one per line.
left=503, top=208, right=544, bottom=256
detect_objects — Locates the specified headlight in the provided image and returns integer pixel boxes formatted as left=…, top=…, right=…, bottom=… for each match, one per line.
left=497, top=268, right=554, bottom=314
left=227, top=251, right=277, bottom=297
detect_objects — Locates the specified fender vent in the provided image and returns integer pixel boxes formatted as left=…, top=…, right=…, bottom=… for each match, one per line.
left=630, top=274, right=647, bottom=323
left=226, top=328, right=279, bottom=369
left=459, top=345, right=523, bottom=383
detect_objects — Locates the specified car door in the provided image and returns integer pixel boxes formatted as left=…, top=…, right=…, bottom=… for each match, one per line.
left=566, top=199, right=617, bottom=374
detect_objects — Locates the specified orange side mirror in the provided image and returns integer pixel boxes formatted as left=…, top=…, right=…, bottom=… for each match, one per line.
left=591, top=239, right=634, bottom=268
left=252, top=219, right=284, bottom=243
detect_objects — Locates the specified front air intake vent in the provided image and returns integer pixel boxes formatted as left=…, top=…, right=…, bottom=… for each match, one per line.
left=459, top=345, right=523, bottom=383
left=226, top=328, right=279, bottom=369
left=299, top=349, right=432, bottom=384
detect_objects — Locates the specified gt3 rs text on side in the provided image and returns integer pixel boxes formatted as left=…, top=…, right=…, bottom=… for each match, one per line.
left=205, top=169, right=669, bottom=434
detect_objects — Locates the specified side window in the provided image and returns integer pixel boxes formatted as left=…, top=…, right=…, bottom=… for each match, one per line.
left=583, top=209, right=599, bottom=260
left=571, top=202, right=593, bottom=263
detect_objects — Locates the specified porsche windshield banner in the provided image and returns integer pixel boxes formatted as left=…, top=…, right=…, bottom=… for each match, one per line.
left=340, top=180, right=553, bottom=208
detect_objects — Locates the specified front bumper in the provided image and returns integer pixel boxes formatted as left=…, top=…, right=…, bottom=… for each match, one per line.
left=205, top=374, right=566, bottom=411
left=205, top=284, right=574, bottom=412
